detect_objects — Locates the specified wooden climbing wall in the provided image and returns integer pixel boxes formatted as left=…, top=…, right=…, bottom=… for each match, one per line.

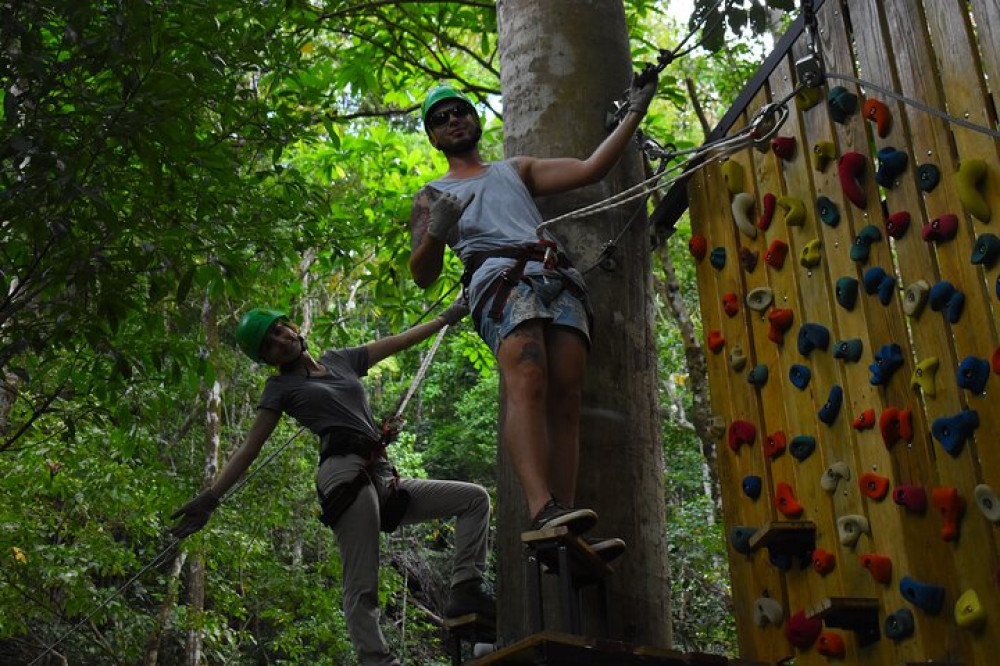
left=675, top=0, right=1000, bottom=663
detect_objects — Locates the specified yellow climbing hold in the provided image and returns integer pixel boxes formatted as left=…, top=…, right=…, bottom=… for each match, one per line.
left=777, top=196, right=806, bottom=227
left=955, top=159, right=991, bottom=223
left=721, top=160, right=745, bottom=196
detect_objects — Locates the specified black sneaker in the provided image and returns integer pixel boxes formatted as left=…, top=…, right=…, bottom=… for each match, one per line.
left=584, top=536, right=627, bottom=564
left=528, top=498, right=598, bottom=534
left=444, top=578, right=496, bottom=621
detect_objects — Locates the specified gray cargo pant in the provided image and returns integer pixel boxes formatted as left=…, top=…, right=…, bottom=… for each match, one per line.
left=317, top=454, right=490, bottom=666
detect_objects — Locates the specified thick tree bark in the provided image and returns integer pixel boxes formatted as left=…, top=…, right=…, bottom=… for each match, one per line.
left=143, top=551, right=187, bottom=666
left=496, top=0, right=671, bottom=647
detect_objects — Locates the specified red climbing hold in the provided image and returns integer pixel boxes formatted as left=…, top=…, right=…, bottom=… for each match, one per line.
left=839, top=152, right=868, bottom=209
left=689, top=234, right=708, bottom=261
left=758, top=192, right=777, bottom=230
left=812, top=548, right=836, bottom=575
left=860, top=472, right=891, bottom=501
left=863, top=98, right=892, bottom=137
left=764, top=430, right=787, bottom=459
left=879, top=407, right=913, bottom=449
left=885, top=211, right=911, bottom=239
left=728, top=420, right=757, bottom=452
left=767, top=308, right=795, bottom=343
left=765, top=239, right=789, bottom=269
left=817, top=631, right=846, bottom=658
left=775, top=482, right=804, bottom=518
left=772, top=136, right=796, bottom=160
left=852, top=408, right=876, bottom=431
left=722, top=292, right=739, bottom=317
left=785, top=610, right=822, bottom=649
left=707, top=329, right=725, bottom=353
left=931, top=487, right=966, bottom=542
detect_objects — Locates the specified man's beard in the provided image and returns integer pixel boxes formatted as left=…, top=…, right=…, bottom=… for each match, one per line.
left=439, top=125, right=483, bottom=156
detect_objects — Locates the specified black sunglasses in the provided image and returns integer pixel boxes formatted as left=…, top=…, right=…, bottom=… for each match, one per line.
left=427, top=103, right=475, bottom=129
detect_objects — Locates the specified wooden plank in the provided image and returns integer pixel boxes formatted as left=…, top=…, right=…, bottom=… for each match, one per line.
left=521, top=526, right=613, bottom=579
left=468, top=630, right=691, bottom=665
left=687, top=154, right=789, bottom=663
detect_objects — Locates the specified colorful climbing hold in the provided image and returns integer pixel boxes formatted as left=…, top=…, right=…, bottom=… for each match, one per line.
left=955, top=158, right=990, bottom=222
left=932, top=409, right=979, bottom=457
left=822, top=462, right=851, bottom=493
left=709, top=246, right=727, bottom=270
left=835, top=277, right=860, bottom=311
left=916, top=163, right=940, bottom=192
left=731, top=192, right=757, bottom=239
left=758, top=192, right=777, bottom=230
left=902, top=279, right=930, bottom=317
left=839, top=151, right=869, bottom=209
left=893, top=485, right=928, bottom=513
left=928, top=280, right=965, bottom=324
left=772, top=136, right=796, bottom=160
left=813, top=141, right=837, bottom=171
left=875, top=147, right=908, bottom=188
left=765, top=239, right=789, bottom=269
left=798, top=323, right=830, bottom=356
left=910, top=356, right=940, bottom=397
left=931, top=487, right=966, bottom=542
left=742, top=475, right=763, bottom=500
left=954, top=589, right=986, bottom=631
left=722, top=292, right=740, bottom=317
left=816, top=195, right=840, bottom=227
left=748, top=363, right=769, bottom=387
left=812, top=548, right=836, bottom=575
left=689, top=234, right=708, bottom=261
left=863, top=98, right=892, bottom=137
left=729, top=345, right=748, bottom=372
left=767, top=308, right=795, bottom=344
left=860, top=472, right=891, bottom=501
left=764, top=430, right=787, bottom=459
left=922, top=213, right=959, bottom=243
left=707, top=416, right=727, bottom=440
left=753, top=597, right=784, bottom=627
left=973, top=484, right=1000, bottom=523
left=971, top=233, right=1000, bottom=268
left=834, top=338, right=863, bottom=363
left=796, top=86, right=823, bottom=111
left=728, top=420, right=757, bottom=452
left=777, top=196, right=806, bottom=227
left=721, top=160, right=745, bottom=196
left=860, top=553, right=893, bottom=584
left=850, top=224, right=882, bottom=262
left=746, top=287, right=773, bottom=312
left=870, top=343, right=904, bottom=386
left=827, top=86, right=858, bottom=123
left=789, top=364, right=812, bottom=390
left=775, top=482, right=804, bottom=518
left=885, top=608, right=915, bottom=640
left=730, top=526, right=756, bottom=554
left=789, top=435, right=816, bottom=461
left=863, top=266, right=896, bottom=305
left=819, top=385, right=843, bottom=425
left=957, top=356, right=989, bottom=394
left=852, top=408, right=876, bottom=430
left=885, top=211, right=911, bottom=239
left=837, top=514, right=870, bottom=547
left=707, top=329, right=725, bottom=353
left=817, top=631, right=846, bottom=658
left=785, top=610, right=822, bottom=649
left=739, top=247, right=759, bottom=273
left=799, top=239, right=822, bottom=268
left=900, top=576, right=945, bottom=614
left=879, top=406, right=914, bottom=449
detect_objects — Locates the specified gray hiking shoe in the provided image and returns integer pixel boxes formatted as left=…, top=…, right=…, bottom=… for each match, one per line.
left=528, top=498, right=598, bottom=534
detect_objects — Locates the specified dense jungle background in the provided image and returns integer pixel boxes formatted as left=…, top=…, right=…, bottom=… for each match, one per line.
left=1, top=0, right=786, bottom=663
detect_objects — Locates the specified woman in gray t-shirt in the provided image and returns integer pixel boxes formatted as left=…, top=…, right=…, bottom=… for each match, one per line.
left=169, top=301, right=495, bottom=666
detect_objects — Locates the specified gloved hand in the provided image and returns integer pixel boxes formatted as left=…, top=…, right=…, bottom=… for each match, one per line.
left=169, top=489, right=220, bottom=539
left=428, top=191, right=474, bottom=241
left=438, top=294, right=470, bottom=325
left=628, top=71, right=658, bottom=116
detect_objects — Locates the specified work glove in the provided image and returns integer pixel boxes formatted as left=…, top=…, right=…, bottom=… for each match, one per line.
left=428, top=191, right=474, bottom=241
left=169, top=489, right=220, bottom=539
left=628, top=71, right=658, bottom=116
left=438, top=294, right=470, bottom=325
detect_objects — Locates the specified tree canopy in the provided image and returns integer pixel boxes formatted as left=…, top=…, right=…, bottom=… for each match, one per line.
left=1, top=0, right=780, bottom=662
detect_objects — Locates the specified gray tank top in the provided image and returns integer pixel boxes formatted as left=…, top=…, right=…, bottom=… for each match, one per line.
left=428, top=160, right=586, bottom=311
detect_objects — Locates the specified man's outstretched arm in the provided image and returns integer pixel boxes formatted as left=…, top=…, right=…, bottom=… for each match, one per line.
left=514, top=75, right=657, bottom=197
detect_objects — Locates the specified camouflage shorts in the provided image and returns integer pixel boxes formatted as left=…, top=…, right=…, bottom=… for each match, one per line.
left=477, top=275, right=591, bottom=355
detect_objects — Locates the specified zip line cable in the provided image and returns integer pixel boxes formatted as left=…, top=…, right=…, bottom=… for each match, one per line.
left=28, top=291, right=458, bottom=664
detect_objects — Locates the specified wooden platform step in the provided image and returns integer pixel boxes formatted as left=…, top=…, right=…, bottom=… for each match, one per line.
left=466, top=630, right=770, bottom=665
left=521, top=526, right=614, bottom=582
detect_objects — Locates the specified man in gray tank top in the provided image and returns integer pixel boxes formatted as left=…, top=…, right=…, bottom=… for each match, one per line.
left=407, top=79, right=656, bottom=549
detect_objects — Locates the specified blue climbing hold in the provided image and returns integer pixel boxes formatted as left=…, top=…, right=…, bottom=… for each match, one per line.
left=834, top=338, right=863, bottom=363
left=748, top=364, right=769, bottom=387
left=900, top=576, right=945, bottom=615
left=863, top=266, right=896, bottom=305
left=835, top=276, right=859, bottom=310
left=850, top=225, right=882, bottom=262
left=929, top=280, right=965, bottom=324
left=971, top=233, right=1000, bottom=268
left=798, top=323, right=831, bottom=357
left=869, top=343, right=904, bottom=386
left=957, top=356, right=990, bottom=394
left=818, top=385, right=843, bottom=425
left=731, top=526, right=756, bottom=554
left=885, top=608, right=915, bottom=640
left=789, top=364, right=812, bottom=390
left=742, top=475, right=763, bottom=500
left=874, top=147, right=908, bottom=188
left=789, top=435, right=817, bottom=462
left=710, top=247, right=726, bottom=270
left=816, top=195, right=840, bottom=227
left=916, top=163, right=940, bottom=192
left=932, top=409, right=980, bottom=457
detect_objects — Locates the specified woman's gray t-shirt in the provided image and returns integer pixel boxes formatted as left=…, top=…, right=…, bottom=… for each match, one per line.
left=257, top=346, right=380, bottom=441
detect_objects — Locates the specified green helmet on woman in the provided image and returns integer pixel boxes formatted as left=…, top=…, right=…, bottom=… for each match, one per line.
left=235, top=308, right=287, bottom=361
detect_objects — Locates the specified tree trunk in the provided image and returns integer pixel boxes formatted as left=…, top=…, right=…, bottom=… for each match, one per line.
left=143, top=550, right=187, bottom=666
left=496, top=0, right=671, bottom=647
left=184, top=294, right=223, bottom=665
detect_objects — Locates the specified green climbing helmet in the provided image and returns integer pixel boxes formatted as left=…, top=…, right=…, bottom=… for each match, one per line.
left=236, top=308, right=287, bottom=361
left=421, top=85, right=474, bottom=127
